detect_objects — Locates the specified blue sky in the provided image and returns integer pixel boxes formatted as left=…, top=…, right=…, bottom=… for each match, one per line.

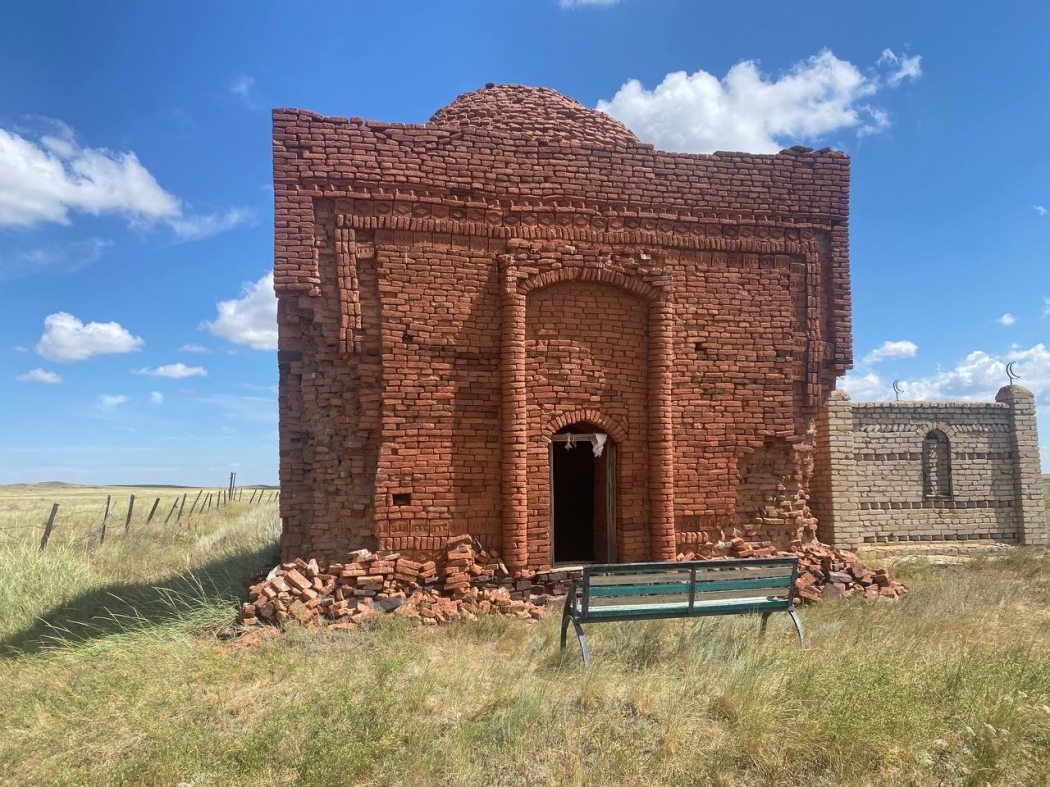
left=2, top=0, right=1048, bottom=485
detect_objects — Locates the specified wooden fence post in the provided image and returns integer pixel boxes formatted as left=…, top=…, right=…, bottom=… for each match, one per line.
left=100, top=495, right=111, bottom=544
left=146, top=497, right=161, bottom=524
left=124, top=494, right=136, bottom=535
left=205, top=492, right=212, bottom=511
left=40, top=503, right=59, bottom=551
left=164, top=498, right=178, bottom=525
left=176, top=493, right=187, bottom=524
left=187, top=489, right=204, bottom=517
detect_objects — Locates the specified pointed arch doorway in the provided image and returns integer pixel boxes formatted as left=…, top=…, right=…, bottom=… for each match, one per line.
left=549, top=424, right=616, bottom=564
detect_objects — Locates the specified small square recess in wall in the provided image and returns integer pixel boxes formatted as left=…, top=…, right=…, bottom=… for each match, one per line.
left=392, top=493, right=411, bottom=506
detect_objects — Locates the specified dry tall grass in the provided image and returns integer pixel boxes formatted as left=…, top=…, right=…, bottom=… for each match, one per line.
left=1, top=485, right=1050, bottom=786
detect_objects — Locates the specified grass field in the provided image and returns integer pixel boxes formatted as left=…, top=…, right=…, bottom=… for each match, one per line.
left=1, top=482, right=1050, bottom=786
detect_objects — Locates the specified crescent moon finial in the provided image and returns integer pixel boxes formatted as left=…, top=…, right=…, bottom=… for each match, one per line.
left=1006, top=361, right=1020, bottom=384
left=892, top=379, right=904, bottom=402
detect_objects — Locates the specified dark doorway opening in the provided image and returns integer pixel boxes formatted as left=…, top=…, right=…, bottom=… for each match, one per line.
left=551, top=425, right=614, bottom=564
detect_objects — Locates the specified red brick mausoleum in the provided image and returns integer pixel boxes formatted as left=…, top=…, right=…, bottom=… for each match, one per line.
left=273, top=84, right=854, bottom=572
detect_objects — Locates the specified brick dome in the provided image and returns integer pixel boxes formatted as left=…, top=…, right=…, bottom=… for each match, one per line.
left=430, top=84, right=639, bottom=147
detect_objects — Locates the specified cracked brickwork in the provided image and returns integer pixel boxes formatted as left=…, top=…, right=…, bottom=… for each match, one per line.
left=274, top=84, right=853, bottom=570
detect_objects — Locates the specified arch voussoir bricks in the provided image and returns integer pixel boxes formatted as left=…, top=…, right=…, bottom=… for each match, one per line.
left=546, top=411, right=629, bottom=445
left=519, top=265, right=661, bottom=303
left=274, top=83, right=857, bottom=570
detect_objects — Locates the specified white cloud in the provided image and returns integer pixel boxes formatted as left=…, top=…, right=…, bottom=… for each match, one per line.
left=35, top=312, right=144, bottom=362
left=179, top=343, right=209, bottom=353
left=202, top=272, right=277, bottom=350
left=1034, top=205, right=1048, bottom=216
left=12, top=346, right=28, bottom=352
left=150, top=391, right=164, bottom=404
left=898, top=344, right=1050, bottom=403
left=16, top=368, right=62, bottom=384
left=0, top=120, right=249, bottom=239
left=134, top=363, right=207, bottom=379
left=559, top=0, right=619, bottom=6
left=97, top=394, right=129, bottom=410
left=840, top=371, right=886, bottom=400
left=842, top=344, right=1050, bottom=410
left=997, top=313, right=1016, bottom=326
left=1044, top=297, right=1050, bottom=318
left=0, top=121, right=178, bottom=227
left=230, top=76, right=255, bottom=97
left=862, top=340, right=918, bottom=365
left=1, top=237, right=111, bottom=280
left=167, top=208, right=254, bottom=242
left=877, top=49, right=923, bottom=86
left=596, top=48, right=922, bottom=154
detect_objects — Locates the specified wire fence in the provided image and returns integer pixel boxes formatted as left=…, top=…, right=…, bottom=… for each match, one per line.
left=0, top=487, right=280, bottom=553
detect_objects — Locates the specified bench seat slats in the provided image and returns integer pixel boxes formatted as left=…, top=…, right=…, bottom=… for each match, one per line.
left=692, top=587, right=789, bottom=603
left=588, top=575, right=788, bottom=598
left=589, top=592, right=691, bottom=608
left=694, top=565, right=794, bottom=580
left=586, top=601, right=691, bottom=617
left=586, top=558, right=795, bottom=573
left=588, top=565, right=794, bottom=587
left=693, top=576, right=791, bottom=593
left=588, top=587, right=788, bottom=609
left=589, top=582, right=689, bottom=597
left=584, top=597, right=788, bottom=619
left=589, top=571, right=693, bottom=586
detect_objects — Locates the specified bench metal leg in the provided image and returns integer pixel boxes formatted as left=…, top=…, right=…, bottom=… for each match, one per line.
left=788, top=607, right=806, bottom=649
left=759, top=612, right=771, bottom=636
left=570, top=618, right=590, bottom=667
left=561, top=613, right=590, bottom=667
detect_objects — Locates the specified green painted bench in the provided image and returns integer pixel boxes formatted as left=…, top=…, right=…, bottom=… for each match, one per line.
left=560, top=557, right=804, bottom=666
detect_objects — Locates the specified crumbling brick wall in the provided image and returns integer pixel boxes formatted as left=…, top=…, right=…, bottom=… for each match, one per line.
left=274, top=84, right=853, bottom=569
left=811, top=386, right=1046, bottom=548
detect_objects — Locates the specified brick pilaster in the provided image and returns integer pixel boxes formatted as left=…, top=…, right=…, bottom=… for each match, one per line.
left=813, top=389, right=860, bottom=548
left=996, top=385, right=1047, bottom=547
left=648, top=296, right=676, bottom=561
left=500, top=260, right=529, bottom=570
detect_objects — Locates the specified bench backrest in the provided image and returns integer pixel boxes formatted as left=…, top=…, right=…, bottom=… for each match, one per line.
left=577, top=557, right=798, bottom=618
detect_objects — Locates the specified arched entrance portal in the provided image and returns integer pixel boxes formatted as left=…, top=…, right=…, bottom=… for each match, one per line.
left=550, top=424, right=616, bottom=564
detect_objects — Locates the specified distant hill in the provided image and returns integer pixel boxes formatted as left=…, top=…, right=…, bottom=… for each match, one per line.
left=2, top=481, right=82, bottom=489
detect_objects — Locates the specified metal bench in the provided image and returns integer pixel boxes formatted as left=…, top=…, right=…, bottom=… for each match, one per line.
left=560, top=557, right=804, bottom=666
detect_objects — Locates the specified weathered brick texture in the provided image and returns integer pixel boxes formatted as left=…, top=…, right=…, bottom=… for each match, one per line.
left=274, top=84, right=853, bottom=569
left=811, top=386, right=1046, bottom=548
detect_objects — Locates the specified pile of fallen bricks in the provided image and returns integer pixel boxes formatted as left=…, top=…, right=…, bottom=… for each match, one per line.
left=678, top=537, right=908, bottom=601
left=239, top=535, right=905, bottom=629
left=239, top=535, right=560, bottom=629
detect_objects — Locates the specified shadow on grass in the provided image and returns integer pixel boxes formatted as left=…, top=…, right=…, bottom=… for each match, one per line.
left=0, top=542, right=279, bottom=658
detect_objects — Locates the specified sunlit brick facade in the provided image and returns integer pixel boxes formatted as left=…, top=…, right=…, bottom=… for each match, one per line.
left=274, top=84, right=854, bottom=570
